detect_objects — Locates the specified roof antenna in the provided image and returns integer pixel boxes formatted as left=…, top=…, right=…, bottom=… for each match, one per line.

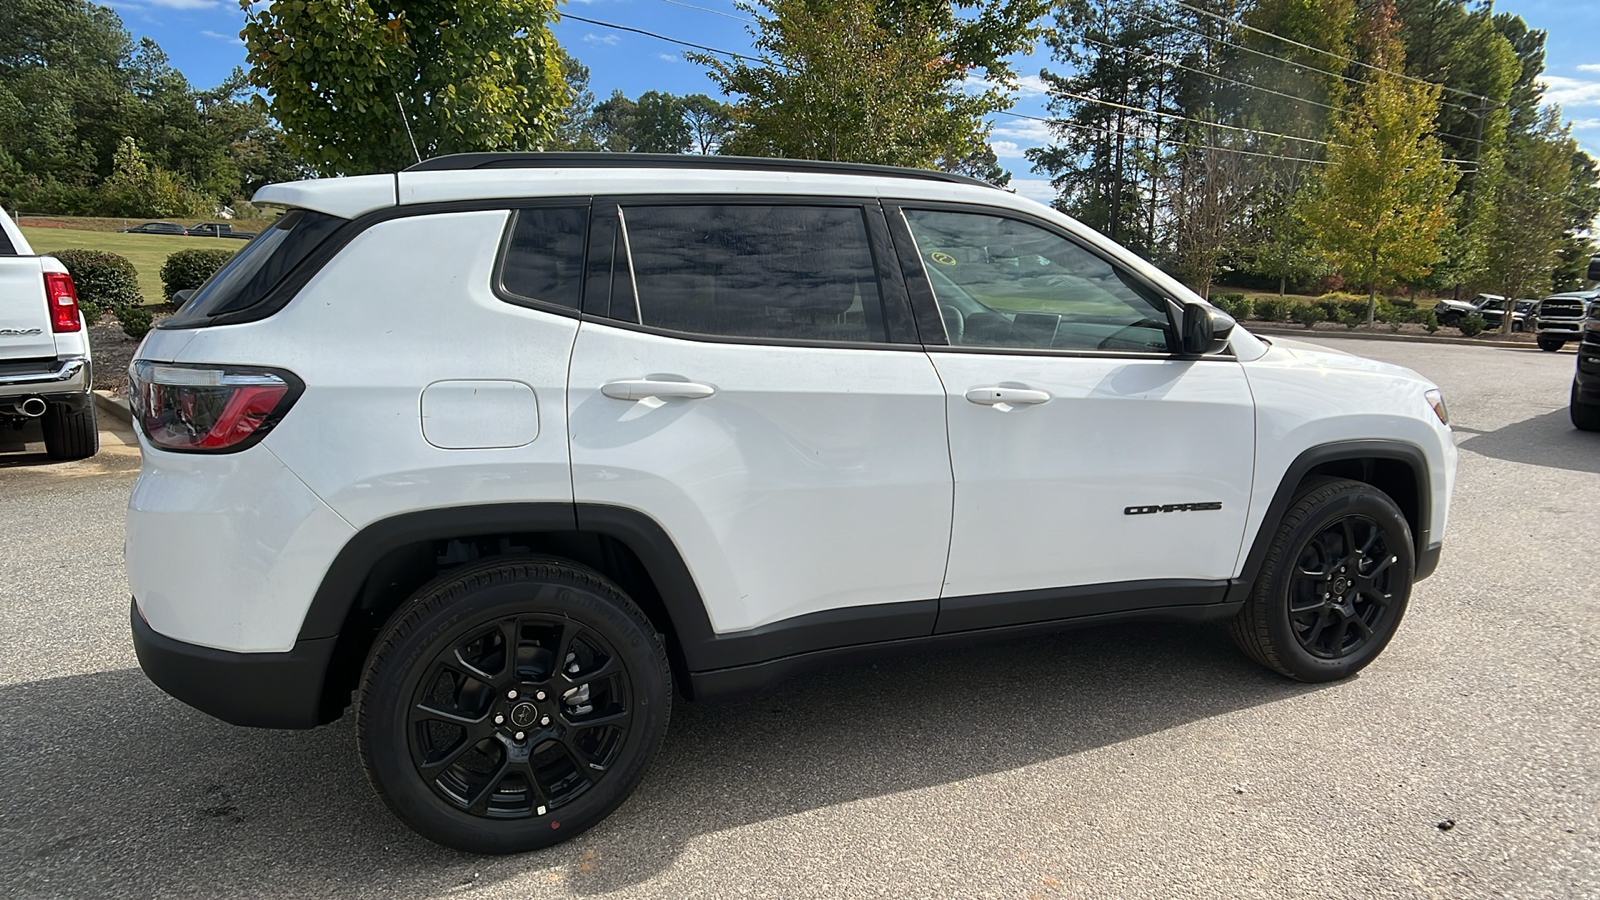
left=395, top=92, right=422, bottom=165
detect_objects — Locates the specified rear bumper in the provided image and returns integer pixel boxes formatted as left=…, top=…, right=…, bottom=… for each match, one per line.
left=130, top=599, right=337, bottom=729
left=0, top=356, right=90, bottom=399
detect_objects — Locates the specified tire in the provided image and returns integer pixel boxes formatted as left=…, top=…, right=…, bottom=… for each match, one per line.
left=1538, top=337, right=1565, bottom=352
left=1573, top=382, right=1600, bottom=432
left=42, top=401, right=98, bottom=460
left=357, top=556, right=672, bottom=854
left=1229, top=479, right=1414, bottom=683
left=1439, top=312, right=1461, bottom=327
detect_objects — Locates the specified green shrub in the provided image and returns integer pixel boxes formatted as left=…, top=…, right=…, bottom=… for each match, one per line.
left=1291, top=304, right=1327, bottom=328
left=160, top=248, right=236, bottom=301
left=117, top=305, right=153, bottom=339
left=1458, top=315, right=1486, bottom=337
left=1422, top=310, right=1439, bottom=333
left=1211, top=294, right=1254, bottom=320
left=1254, top=298, right=1293, bottom=322
left=1390, top=297, right=1418, bottom=310
left=50, top=249, right=141, bottom=325
left=1316, top=291, right=1366, bottom=304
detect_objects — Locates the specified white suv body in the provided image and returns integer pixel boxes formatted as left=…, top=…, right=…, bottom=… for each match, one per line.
left=126, top=155, right=1455, bottom=853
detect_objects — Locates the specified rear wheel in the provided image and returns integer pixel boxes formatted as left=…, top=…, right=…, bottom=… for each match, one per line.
left=358, top=557, right=672, bottom=853
left=42, top=401, right=98, bottom=460
left=1230, top=479, right=1414, bottom=682
left=1573, top=382, right=1600, bottom=432
left=1538, top=336, right=1566, bottom=352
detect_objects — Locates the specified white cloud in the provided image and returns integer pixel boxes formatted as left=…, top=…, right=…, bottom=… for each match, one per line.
left=582, top=32, right=621, bottom=46
left=991, top=117, right=1052, bottom=144
left=989, top=140, right=1025, bottom=158
left=1570, top=117, right=1600, bottom=132
left=1008, top=178, right=1056, bottom=205
left=200, top=29, right=243, bottom=44
left=659, top=53, right=681, bottom=63
left=1577, top=64, right=1600, bottom=73
left=964, top=73, right=1050, bottom=99
left=1540, top=75, right=1600, bottom=108
left=136, top=0, right=220, bottom=8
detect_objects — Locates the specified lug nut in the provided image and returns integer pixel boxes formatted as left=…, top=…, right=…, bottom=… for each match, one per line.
left=507, top=689, right=518, bottom=699
left=514, top=731, right=525, bottom=741
left=494, top=714, right=505, bottom=725
left=535, top=691, right=547, bottom=701
left=540, top=716, right=551, bottom=726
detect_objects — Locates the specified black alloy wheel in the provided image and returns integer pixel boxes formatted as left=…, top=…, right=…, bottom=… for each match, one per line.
left=1230, top=478, right=1415, bottom=682
left=407, top=613, right=633, bottom=819
left=359, top=557, right=671, bottom=854
left=1285, top=515, right=1399, bottom=659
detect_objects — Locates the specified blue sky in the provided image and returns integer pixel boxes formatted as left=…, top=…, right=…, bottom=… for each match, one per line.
left=107, top=0, right=1600, bottom=203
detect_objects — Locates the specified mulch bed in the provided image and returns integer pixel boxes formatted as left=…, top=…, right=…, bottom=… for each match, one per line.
left=89, top=311, right=173, bottom=394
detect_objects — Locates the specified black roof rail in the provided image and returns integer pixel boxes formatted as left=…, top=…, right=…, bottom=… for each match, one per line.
left=403, top=152, right=998, bottom=189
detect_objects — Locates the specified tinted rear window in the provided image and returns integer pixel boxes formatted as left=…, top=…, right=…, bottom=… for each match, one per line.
left=0, top=223, right=15, bottom=255
left=620, top=204, right=885, bottom=343
left=496, top=207, right=588, bottom=311
left=163, top=209, right=346, bottom=326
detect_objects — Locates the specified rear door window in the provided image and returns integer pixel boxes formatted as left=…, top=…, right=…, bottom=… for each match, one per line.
left=162, top=209, right=346, bottom=326
left=617, top=204, right=887, bottom=343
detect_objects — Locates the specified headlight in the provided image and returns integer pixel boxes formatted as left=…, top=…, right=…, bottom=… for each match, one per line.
left=1425, top=389, right=1449, bottom=426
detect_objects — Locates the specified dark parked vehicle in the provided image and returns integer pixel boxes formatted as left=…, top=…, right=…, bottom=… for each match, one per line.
left=189, top=222, right=257, bottom=240
left=120, top=222, right=188, bottom=236
left=1477, top=298, right=1533, bottom=332
left=1572, top=258, right=1600, bottom=431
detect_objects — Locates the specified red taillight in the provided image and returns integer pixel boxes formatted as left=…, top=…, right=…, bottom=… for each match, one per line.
left=128, top=361, right=302, bottom=453
left=44, top=272, right=82, bottom=332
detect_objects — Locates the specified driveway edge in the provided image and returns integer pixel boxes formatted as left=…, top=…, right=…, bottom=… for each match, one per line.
left=94, top=389, right=132, bottom=425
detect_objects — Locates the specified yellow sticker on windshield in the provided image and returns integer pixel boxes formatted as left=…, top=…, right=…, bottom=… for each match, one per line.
left=929, top=251, right=957, bottom=266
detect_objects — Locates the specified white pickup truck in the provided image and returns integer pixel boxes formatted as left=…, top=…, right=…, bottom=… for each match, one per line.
left=0, top=207, right=97, bottom=458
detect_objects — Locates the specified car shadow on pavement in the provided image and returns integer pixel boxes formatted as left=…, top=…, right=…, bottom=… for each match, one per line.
left=1457, top=408, right=1600, bottom=476
left=0, top=623, right=1327, bottom=898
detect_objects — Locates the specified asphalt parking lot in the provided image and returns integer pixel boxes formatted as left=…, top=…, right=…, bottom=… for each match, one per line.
left=1, top=338, right=1595, bottom=899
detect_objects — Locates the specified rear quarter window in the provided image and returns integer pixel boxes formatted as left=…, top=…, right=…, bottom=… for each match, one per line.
left=162, top=209, right=346, bottom=327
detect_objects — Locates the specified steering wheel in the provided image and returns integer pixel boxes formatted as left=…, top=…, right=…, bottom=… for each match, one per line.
left=1096, top=319, right=1169, bottom=351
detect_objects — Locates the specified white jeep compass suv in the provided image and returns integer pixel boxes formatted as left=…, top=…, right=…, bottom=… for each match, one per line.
left=126, top=154, right=1456, bottom=854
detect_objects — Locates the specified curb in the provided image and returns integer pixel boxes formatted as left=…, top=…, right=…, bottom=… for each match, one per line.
left=1247, top=326, right=1563, bottom=351
left=93, top=389, right=132, bottom=425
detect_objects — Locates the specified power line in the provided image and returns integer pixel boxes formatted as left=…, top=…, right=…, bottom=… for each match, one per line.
left=1129, top=8, right=1485, bottom=123
left=561, top=12, right=762, bottom=62
left=1120, top=6, right=1491, bottom=145
left=1079, top=34, right=1338, bottom=113
left=656, top=0, right=755, bottom=24
left=998, top=110, right=1332, bottom=166
left=1164, top=0, right=1492, bottom=104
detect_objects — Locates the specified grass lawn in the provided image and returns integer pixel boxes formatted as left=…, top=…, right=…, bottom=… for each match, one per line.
left=19, top=226, right=238, bottom=305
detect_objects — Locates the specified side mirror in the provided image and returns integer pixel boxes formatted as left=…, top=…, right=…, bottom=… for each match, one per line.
left=172, top=288, right=196, bottom=308
left=1587, top=255, right=1600, bottom=283
left=1181, top=302, right=1235, bottom=356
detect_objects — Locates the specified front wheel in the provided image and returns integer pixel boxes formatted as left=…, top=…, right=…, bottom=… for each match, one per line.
left=357, top=557, right=672, bottom=853
left=1538, top=336, right=1566, bottom=352
left=1229, top=479, right=1414, bottom=682
left=1573, top=382, right=1600, bottom=432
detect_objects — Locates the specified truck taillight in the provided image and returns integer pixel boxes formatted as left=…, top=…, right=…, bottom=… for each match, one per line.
left=44, top=272, right=82, bottom=332
left=128, top=361, right=303, bottom=453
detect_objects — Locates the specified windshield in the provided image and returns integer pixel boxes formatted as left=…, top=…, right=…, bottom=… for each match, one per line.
left=161, top=208, right=346, bottom=327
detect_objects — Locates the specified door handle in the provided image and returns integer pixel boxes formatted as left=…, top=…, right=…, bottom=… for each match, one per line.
left=601, top=379, right=716, bottom=401
left=965, top=386, right=1051, bottom=406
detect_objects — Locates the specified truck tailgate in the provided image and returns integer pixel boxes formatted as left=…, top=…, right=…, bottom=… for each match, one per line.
left=0, top=256, right=55, bottom=360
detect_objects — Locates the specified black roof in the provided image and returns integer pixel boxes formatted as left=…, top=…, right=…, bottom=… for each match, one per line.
left=404, top=152, right=998, bottom=189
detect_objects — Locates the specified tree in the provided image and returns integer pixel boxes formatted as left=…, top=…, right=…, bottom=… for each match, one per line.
left=1030, top=0, right=1185, bottom=254
left=681, top=94, right=735, bottom=154
left=241, top=0, right=571, bottom=175
left=1169, top=124, right=1250, bottom=298
left=1483, top=110, right=1581, bottom=332
left=694, top=0, right=1043, bottom=168
left=1298, top=3, right=1457, bottom=324
left=630, top=92, right=692, bottom=153
left=548, top=52, right=599, bottom=150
